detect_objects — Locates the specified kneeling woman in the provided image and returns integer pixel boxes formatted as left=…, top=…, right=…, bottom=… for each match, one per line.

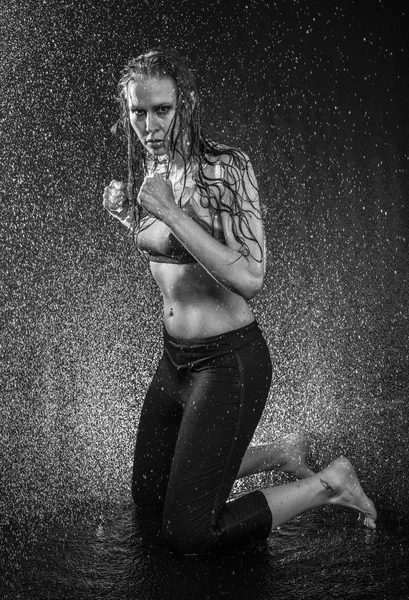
left=103, top=48, right=376, bottom=554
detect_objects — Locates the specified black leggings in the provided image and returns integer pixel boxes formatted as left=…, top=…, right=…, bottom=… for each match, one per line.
left=132, top=320, right=273, bottom=554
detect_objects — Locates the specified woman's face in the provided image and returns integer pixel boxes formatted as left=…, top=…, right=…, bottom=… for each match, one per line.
left=127, top=76, right=178, bottom=157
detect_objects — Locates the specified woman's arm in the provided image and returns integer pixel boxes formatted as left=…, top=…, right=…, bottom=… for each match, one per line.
left=166, top=208, right=264, bottom=300
left=139, top=155, right=265, bottom=301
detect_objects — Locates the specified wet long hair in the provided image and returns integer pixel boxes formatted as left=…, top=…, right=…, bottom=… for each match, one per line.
left=112, top=48, right=262, bottom=261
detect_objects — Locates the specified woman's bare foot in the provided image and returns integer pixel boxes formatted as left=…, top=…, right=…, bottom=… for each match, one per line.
left=321, top=456, right=377, bottom=529
left=260, top=454, right=376, bottom=531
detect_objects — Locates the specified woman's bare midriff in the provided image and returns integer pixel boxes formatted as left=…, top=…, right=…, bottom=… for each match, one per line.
left=150, top=261, right=255, bottom=339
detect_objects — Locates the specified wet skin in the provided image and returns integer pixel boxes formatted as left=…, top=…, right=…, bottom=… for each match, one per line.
left=126, top=76, right=264, bottom=339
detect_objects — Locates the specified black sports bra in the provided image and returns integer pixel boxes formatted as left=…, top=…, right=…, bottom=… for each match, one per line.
left=136, top=201, right=226, bottom=264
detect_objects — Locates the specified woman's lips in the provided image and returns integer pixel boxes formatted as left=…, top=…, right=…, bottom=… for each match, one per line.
left=146, top=139, right=163, bottom=148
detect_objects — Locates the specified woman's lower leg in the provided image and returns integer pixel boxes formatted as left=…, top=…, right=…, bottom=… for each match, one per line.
left=260, top=455, right=377, bottom=530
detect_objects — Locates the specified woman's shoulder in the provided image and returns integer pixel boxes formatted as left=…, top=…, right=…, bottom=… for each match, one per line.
left=197, top=141, right=258, bottom=205
left=203, top=141, right=250, bottom=166
left=201, top=143, right=252, bottom=186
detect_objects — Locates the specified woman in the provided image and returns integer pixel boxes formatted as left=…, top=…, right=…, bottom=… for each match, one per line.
left=103, top=48, right=376, bottom=554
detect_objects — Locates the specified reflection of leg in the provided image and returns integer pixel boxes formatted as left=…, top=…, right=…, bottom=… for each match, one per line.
left=238, top=433, right=315, bottom=480
left=261, top=456, right=377, bottom=530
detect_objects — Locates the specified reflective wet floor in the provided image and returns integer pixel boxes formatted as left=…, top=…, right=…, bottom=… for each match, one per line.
left=2, top=501, right=408, bottom=600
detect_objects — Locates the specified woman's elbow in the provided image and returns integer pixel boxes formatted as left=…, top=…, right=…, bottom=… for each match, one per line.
left=239, top=271, right=264, bottom=301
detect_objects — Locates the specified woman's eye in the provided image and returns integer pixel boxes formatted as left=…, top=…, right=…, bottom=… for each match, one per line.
left=157, top=106, right=170, bottom=115
left=132, top=109, right=145, bottom=117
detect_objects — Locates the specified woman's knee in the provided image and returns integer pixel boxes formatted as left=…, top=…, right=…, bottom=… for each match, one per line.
left=161, top=514, right=217, bottom=554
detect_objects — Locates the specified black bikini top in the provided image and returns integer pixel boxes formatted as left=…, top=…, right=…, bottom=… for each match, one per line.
left=137, top=203, right=226, bottom=264
left=136, top=159, right=227, bottom=264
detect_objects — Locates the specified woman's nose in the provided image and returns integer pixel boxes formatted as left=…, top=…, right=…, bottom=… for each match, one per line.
left=146, top=111, right=159, bottom=133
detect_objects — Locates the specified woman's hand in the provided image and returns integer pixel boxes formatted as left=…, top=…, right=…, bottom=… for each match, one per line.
left=103, top=180, right=128, bottom=213
left=137, top=172, right=178, bottom=222
left=103, top=180, right=132, bottom=228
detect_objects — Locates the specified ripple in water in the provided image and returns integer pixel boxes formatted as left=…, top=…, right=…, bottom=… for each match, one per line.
left=1, top=500, right=409, bottom=600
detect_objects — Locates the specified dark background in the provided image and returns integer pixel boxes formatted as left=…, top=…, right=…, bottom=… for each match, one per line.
left=1, top=0, right=408, bottom=530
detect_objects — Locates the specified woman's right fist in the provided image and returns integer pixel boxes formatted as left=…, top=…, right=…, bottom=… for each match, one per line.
left=103, top=180, right=128, bottom=213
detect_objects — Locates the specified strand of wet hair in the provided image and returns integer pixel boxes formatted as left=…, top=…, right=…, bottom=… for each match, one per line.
left=195, top=140, right=264, bottom=263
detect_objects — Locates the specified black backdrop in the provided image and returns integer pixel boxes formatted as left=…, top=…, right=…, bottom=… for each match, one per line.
left=1, top=0, right=408, bottom=523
